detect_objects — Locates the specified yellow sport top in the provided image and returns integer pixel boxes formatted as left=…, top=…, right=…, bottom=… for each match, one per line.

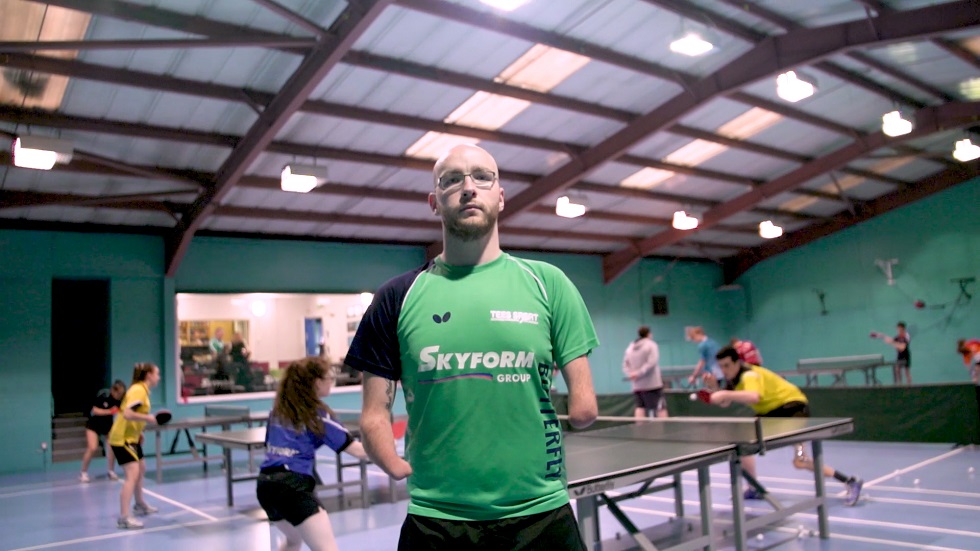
left=733, top=365, right=807, bottom=415
left=108, top=382, right=151, bottom=445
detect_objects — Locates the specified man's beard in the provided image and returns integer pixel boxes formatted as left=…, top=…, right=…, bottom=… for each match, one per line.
left=444, top=204, right=498, bottom=242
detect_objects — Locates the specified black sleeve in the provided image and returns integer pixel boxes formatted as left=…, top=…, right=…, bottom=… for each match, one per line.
left=92, top=389, right=111, bottom=410
left=343, top=264, right=428, bottom=381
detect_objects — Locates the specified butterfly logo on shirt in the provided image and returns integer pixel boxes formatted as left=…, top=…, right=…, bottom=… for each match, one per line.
left=432, top=312, right=452, bottom=324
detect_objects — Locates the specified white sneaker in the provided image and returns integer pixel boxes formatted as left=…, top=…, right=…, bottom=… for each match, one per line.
left=79, top=472, right=90, bottom=483
left=117, top=516, right=144, bottom=530
left=106, top=471, right=119, bottom=481
left=133, top=503, right=158, bottom=516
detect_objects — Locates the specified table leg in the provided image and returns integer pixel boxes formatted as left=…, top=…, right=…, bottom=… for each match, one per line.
left=730, top=458, right=747, bottom=551
left=673, top=473, right=684, bottom=519
left=201, top=426, right=208, bottom=474
left=224, top=447, right=234, bottom=507
left=336, top=451, right=343, bottom=497
left=155, top=431, right=163, bottom=484
left=698, top=466, right=714, bottom=551
left=576, top=496, right=601, bottom=551
left=812, top=440, right=829, bottom=538
left=360, top=459, right=369, bottom=506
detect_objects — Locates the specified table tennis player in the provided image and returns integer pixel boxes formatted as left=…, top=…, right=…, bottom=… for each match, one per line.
left=107, top=362, right=162, bottom=529
left=257, top=357, right=368, bottom=551
left=702, top=347, right=864, bottom=506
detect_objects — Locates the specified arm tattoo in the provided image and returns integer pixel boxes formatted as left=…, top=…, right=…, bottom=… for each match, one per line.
left=385, top=380, right=396, bottom=411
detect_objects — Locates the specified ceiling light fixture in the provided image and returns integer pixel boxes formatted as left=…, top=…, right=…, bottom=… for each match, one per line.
left=12, top=135, right=73, bottom=170
left=881, top=110, right=913, bottom=137
left=669, top=32, right=713, bottom=56
left=759, top=220, right=783, bottom=239
left=953, top=138, right=980, bottom=162
left=672, top=210, right=699, bottom=230
left=479, top=0, right=529, bottom=11
left=280, top=164, right=328, bottom=193
left=555, top=195, right=587, bottom=218
left=775, top=71, right=816, bottom=103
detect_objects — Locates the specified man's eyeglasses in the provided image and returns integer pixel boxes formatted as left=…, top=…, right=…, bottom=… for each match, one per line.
left=436, top=170, right=497, bottom=191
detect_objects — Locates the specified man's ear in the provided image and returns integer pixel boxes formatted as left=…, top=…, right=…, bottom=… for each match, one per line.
left=428, top=192, right=438, bottom=215
left=498, top=187, right=505, bottom=212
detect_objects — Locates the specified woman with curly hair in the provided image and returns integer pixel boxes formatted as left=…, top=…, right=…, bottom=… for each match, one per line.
left=257, top=357, right=367, bottom=551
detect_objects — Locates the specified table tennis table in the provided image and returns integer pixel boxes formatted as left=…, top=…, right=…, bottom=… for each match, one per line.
left=565, top=416, right=853, bottom=551
left=779, top=354, right=892, bottom=387
left=195, top=410, right=379, bottom=507
left=143, top=408, right=269, bottom=483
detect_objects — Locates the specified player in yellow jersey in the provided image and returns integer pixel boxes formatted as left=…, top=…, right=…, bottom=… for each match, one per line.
left=704, top=347, right=863, bottom=506
left=108, top=362, right=161, bottom=529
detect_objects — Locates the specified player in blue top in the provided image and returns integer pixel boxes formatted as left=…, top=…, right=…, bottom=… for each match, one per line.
left=686, top=326, right=722, bottom=386
left=256, top=357, right=367, bottom=551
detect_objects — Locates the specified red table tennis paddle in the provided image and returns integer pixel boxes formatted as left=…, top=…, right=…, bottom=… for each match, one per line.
left=869, top=331, right=882, bottom=339
left=155, top=410, right=173, bottom=425
left=109, top=406, right=119, bottom=415
left=696, top=389, right=712, bottom=404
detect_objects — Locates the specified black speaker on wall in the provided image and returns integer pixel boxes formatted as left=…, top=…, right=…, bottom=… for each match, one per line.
left=651, top=295, right=669, bottom=316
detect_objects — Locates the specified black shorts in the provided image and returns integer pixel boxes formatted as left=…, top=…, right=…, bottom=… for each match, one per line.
left=256, top=469, right=323, bottom=526
left=634, top=388, right=666, bottom=412
left=762, top=401, right=810, bottom=418
left=111, top=443, right=144, bottom=465
left=85, top=420, right=112, bottom=437
left=398, top=503, right=585, bottom=551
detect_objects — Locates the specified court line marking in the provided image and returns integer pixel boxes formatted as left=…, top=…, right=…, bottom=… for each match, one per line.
left=865, top=447, right=966, bottom=487
left=612, top=486, right=980, bottom=538
left=676, top=469, right=980, bottom=500
left=7, top=516, right=239, bottom=551
left=0, top=483, right=92, bottom=499
left=116, top=481, right=218, bottom=521
left=614, top=491, right=980, bottom=541
left=616, top=505, right=971, bottom=551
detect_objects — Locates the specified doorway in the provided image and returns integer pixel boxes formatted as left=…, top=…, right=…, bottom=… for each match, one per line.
left=51, top=279, right=111, bottom=415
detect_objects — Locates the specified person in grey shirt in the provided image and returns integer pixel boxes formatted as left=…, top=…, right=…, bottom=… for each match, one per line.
left=623, top=326, right=667, bottom=418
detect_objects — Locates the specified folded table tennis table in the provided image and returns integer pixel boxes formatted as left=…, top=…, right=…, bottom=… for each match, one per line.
left=564, top=416, right=853, bottom=551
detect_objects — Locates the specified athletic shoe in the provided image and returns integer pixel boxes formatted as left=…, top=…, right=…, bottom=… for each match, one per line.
left=117, top=516, right=144, bottom=530
left=106, top=471, right=119, bottom=481
left=844, top=478, right=863, bottom=506
left=79, top=472, right=90, bottom=483
left=133, top=502, right=159, bottom=516
left=743, top=487, right=764, bottom=500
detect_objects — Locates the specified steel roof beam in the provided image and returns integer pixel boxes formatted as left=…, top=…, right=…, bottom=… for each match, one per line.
left=0, top=36, right=316, bottom=52
left=602, top=100, right=980, bottom=281
left=396, top=0, right=694, bottom=88
left=502, top=2, right=978, bottom=223
left=0, top=54, right=859, bottom=201
left=715, top=0, right=957, bottom=102
left=165, top=0, right=395, bottom=276
left=45, top=0, right=955, bottom=175
left=39, top=0, right=311, bottom=55
left=856, top=0, right=980, bottom=72
left=0, top=105, right=832, bottom=221
left=724, top=161, right=980, bottom=280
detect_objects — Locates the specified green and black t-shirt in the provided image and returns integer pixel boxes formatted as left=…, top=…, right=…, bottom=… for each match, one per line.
left=345, top=253, right=598, bottom=521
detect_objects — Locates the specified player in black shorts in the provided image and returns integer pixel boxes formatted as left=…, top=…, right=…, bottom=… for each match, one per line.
left=80, top=380, right=126, bottom=483
left=704, top=347, right=864, bottom=506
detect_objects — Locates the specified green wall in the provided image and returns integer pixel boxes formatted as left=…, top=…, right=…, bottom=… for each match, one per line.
left=0, top=231, right=166, bottom=473
left=1, top=178, right=974, bottom=473
left=731, top=179, right=979, bottom=382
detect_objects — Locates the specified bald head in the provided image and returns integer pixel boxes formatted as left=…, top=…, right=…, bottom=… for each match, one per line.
left=433, top=144, right=498, bottom=187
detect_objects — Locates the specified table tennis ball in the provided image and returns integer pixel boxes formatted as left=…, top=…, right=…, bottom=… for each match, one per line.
left=969, top=467, right=976, bottom=474
left=756, top=533, right=764, bottom=541
left=689, top=393, right=697, bottom=401
left=913, top=478, right=920, bottom=485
